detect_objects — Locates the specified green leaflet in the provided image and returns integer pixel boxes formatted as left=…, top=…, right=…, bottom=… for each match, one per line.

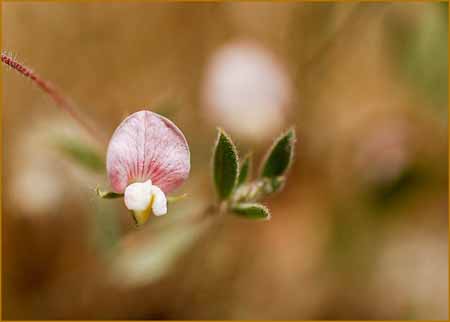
left=231, top=202, right=271, bottom=220
left=213, top=128, right=239, bottom=200
left=260, top=127, right=296, bottom=178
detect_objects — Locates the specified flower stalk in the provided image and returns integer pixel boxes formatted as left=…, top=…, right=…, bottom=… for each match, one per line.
left=1, top=52, right=105, bottom=143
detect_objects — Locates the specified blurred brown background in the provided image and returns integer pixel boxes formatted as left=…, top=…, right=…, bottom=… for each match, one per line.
left=2, top=2, right=448, bottom=320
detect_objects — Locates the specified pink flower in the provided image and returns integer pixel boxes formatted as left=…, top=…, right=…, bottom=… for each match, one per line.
left=106, top=110, right=190, bottom=224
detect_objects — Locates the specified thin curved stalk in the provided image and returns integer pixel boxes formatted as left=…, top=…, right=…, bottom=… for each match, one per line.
left=1, top=52, right=106, bottom=144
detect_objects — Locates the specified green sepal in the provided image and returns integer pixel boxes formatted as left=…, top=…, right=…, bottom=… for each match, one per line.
left=95, top=186, right=124, bottom=199
left=167, top=193, right=188, bottom=203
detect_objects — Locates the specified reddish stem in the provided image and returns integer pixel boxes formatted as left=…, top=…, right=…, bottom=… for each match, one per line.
left=1, top=53, right=105, bottom=144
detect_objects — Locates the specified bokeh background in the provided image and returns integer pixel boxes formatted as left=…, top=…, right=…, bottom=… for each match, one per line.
left=2, top=2, right=448, bottom=320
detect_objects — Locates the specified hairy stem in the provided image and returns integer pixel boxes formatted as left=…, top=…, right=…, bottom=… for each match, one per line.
left=1, top=53, right=106, bottom=144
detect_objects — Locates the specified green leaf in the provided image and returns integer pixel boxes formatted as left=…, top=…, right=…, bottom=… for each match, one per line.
left=260, top=127, right=296, bottom=178
left=96, top=186, right=124, bottom=199
left=55, top=137, right=105, bottom=173
left=231, top=202, right=271, bottom=220
left=237, top=153, right=252, bottom=186
left=213, top=128, right=239, bottom=200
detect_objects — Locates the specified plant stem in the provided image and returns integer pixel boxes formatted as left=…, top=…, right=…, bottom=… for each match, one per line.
left=1, top=53, right=106, bottom=144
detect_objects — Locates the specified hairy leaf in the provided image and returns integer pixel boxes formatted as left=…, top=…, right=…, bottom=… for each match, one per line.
left=231, top=202, right=271, bottom=220
left=213, top=128, right=239, bottom=200
left=260, top=127, right=296, bottom=178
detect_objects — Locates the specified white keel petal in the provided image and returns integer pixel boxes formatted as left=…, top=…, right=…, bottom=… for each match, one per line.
left=124, top=180, right=153, bottom=211
left=150, top=185, right=167, bottom=216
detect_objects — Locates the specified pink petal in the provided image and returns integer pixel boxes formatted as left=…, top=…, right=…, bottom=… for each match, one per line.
left=106, top=110, right=190, bottom=194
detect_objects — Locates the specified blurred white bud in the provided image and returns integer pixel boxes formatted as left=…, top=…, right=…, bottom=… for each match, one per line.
left=202, top=40, right=292, bottom=142
left=9, top=115, right=99, bottom=217
left=11, top=164, right=65, bottom=215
